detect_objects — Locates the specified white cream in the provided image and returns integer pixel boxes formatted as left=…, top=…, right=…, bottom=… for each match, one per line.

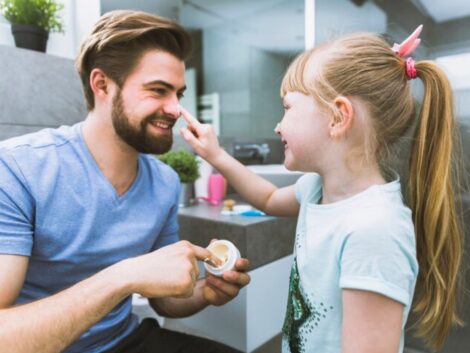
left=204, top=240, right=241, bottom=277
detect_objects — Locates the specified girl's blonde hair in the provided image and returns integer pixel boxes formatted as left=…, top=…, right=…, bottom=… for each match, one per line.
left=281, top=32, right=464, bottom=350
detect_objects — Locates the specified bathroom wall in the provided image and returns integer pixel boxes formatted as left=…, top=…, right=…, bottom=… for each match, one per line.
left=0, top=45, right=86, bottom=141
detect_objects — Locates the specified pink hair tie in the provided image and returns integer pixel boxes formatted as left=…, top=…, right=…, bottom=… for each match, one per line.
left=392, top=25, right=422, bottom=80
left=405, top=57, right=417, bottom=80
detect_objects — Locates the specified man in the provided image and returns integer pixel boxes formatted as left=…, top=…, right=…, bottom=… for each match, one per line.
left=0, top=10, right=250, bottom=353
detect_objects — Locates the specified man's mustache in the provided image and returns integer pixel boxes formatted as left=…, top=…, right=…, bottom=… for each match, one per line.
left=142, top=114, right=176, bottom=127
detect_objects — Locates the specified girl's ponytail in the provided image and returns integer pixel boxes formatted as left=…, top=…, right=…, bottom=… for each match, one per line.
left=408, top=60, right=464, bottom=350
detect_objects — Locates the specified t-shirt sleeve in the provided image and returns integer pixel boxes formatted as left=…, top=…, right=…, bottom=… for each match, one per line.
left=339, top=224, right=417, bottom=306
left=295, top=173, right=322, bottom=204
left=150, top=179, right=180, bottom=250
left=0, top=152, right=34, bottom=256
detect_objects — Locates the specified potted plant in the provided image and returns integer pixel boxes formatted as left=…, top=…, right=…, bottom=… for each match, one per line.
left=158, top=150, right=200, bottom=207
left=0, top=0, right=64, bottom=52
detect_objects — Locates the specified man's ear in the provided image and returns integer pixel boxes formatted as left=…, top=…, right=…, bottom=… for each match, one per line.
left=89, top=68, right=111, bottom=101
left=329, top=96, right=354, bottom=138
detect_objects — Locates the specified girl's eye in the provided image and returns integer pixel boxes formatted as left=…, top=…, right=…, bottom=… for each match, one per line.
left=283, top=105, right=290, bottom=110
left=177, top=92, right=185, bottom=100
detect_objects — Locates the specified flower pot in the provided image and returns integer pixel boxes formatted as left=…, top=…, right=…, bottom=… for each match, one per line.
left=179, top=182, right=194, bottom=207
left=11, top=24, right=49, bottom=52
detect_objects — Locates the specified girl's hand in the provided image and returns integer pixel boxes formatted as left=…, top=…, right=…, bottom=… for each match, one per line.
left=179, top=106, right=223, bottom=164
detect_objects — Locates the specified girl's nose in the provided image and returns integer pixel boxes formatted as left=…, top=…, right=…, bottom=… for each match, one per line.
left=274, top=122, right=281, bottom=135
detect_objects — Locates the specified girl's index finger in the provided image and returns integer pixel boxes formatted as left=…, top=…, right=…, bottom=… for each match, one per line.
left=179, top=105, right=201, bottom=129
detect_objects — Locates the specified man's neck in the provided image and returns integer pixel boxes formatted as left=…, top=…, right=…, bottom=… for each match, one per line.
left=82, top=111, right=139, bottom=196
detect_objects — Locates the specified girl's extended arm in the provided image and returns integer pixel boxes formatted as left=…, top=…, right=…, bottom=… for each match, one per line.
left=179, top=107, right=299, bottom=217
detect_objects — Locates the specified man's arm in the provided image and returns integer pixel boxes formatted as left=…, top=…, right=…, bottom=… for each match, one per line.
left=0, top=254, right=130, bottom=353
left=149, top=257, right=251, bottom=318
left=0, top=241, right=214, bottom=353
left=0, top=255, right=28, bottom=308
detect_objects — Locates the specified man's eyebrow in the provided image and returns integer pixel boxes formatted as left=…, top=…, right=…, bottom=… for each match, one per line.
left=143, top=80, right=186, bottom=92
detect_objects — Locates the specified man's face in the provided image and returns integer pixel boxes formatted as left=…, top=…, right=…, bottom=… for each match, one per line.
left=111, top=50, right=186, bottom=154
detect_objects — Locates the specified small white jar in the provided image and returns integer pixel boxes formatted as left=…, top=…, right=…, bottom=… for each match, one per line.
left=204, top=240, right=241, bottom=277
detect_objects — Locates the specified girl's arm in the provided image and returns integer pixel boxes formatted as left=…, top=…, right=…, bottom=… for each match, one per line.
left=342, top=289, right=403, bottom=353
left=179, top=107, right=299, bottom=217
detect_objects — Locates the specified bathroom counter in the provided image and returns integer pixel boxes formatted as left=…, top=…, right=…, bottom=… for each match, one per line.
left=177, top=198, right=296, bottom=269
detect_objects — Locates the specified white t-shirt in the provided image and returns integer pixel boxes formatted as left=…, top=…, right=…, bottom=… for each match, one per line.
left=282, top=173, right=418, bottom=353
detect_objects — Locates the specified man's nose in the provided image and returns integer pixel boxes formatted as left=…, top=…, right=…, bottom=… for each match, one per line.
left=162, top=95, right=181, bottom=119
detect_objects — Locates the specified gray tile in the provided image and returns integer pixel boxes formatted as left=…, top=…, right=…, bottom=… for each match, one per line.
left=0, top=45, right=86, bottom=129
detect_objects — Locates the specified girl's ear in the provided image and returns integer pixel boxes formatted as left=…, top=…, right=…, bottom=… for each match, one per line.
left=89, top=68, right=112, bottom=101
left=329, top=96, right=354, bottom=138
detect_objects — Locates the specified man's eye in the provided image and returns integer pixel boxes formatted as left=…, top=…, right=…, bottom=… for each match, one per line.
left=153, top=88, right=167, bottom=95
left=177, top=93, right=185, bottom=100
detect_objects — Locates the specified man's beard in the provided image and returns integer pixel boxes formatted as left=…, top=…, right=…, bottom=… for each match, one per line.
left=111, top=89, right=173, bottom=154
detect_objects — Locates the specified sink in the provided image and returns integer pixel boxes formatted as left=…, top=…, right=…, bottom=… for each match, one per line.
left=246, top=164, right=303, bottom=188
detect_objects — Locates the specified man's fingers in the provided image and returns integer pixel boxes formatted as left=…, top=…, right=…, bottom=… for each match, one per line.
left=191, top=244, right=217, bottom=262
left=222, top=270, right=251, bottom=287
left=234, top=258, right=250, bottom=272
left=204, top=284, right=231, bottom=304
left=206, top=276, right=240, bottom=298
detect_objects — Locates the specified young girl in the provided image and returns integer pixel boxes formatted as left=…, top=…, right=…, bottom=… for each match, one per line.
left=180, top=25, right=464, bottom=353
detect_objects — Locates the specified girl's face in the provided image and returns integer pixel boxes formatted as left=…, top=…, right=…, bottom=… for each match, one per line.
left=275, top=91, right=331, bottom=172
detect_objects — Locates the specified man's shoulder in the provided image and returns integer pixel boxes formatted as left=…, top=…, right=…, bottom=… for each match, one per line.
left=0, top=124, right=79, bottom=155
left=0, top=124, right=82, bottom=183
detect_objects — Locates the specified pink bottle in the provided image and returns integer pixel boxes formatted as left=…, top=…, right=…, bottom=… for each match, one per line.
left=207, top=173, right=226, bottom=206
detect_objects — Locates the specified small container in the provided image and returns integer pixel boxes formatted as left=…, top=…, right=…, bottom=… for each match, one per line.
left=204, top=240, right=241, bottom=277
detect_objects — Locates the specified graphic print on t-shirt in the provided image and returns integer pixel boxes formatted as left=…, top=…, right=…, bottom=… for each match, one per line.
left=282, top=256, right=334, bottom=353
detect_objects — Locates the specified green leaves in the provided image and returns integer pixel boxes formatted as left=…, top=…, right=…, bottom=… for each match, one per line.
left=0, top=0, right=64, bottom=32
left=158, top=150, right=200, bottom=183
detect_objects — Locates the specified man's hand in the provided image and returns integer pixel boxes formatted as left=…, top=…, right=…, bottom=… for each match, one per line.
left=124, top=240, right=214, bottom=299
left=203, top=257, right=251, bottom=306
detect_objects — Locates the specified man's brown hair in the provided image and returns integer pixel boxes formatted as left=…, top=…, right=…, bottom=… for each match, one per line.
left=75, top=10, right=192, bottom=111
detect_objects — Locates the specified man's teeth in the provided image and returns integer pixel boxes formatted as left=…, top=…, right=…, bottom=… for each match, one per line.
left=153, top=121, right=171, bottom=129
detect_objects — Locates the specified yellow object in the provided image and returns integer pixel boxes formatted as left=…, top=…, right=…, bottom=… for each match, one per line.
left=223, top=199, right=236, bottom=211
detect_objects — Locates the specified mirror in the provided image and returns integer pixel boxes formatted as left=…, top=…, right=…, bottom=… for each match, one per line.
left=178, top=0, right=305, bottom=139
left=102, top=0, right=305, bottom=140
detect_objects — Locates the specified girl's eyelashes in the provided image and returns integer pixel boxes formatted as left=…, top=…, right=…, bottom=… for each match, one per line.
left=283, top=104, right=290, bottom=110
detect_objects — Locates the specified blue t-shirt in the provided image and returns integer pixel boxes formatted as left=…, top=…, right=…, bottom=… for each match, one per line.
left=0, top=123, right=180, bottom=353
left=282, top=173, right=418, bottom=353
